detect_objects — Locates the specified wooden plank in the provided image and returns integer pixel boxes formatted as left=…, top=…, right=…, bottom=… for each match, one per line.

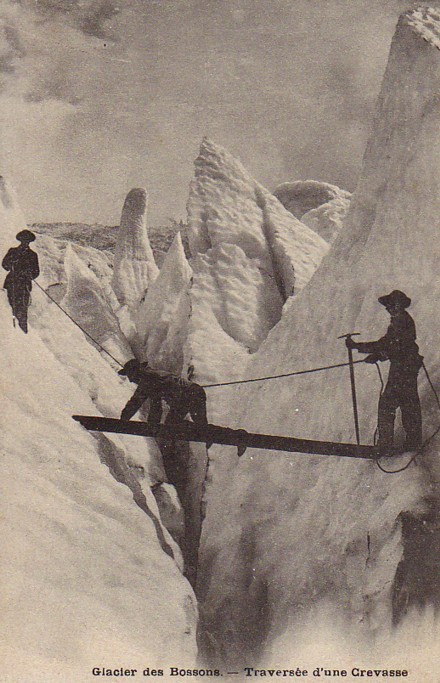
left=72, top=415, right=377, bottom=460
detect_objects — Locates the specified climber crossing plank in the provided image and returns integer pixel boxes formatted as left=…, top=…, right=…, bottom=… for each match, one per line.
left=72, top=415, right=377, bottom=460
left=118, top=359, right=208, bottom=433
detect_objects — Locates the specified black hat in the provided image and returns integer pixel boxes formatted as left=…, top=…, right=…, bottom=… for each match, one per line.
left=16, top=229, right=36, bottom=243
left=378, top=290, right=411, bottom=309
left=118, top=359, right=141, bottom=376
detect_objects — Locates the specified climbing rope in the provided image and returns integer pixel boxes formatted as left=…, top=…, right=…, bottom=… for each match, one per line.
left=29, top=284, right=440, bottom=473
left=34, top=281, right=125, bottom=368
left=373, top=360, right=440, bottom=474
left=202, top=359, right=366, bottom=388
left=33, top=282, right=366, bottom=384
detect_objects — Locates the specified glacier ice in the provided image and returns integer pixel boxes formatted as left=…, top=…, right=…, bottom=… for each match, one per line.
left=186, top=139, right=328, bottom=390
left=62, top=244, right=133, bottom=367
left=0, top=180, right=198, bottom=676
left=112, top=188, right=159, bottom=307
left=196, top=7, right=440, bottom=667
left=135, top=232, right=192, bottom=373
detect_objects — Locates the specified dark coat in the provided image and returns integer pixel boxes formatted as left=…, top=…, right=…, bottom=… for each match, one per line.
left=2, top=245, right=40, bottom=291
left=356, top=311, right=422, bottom=369
left=356, top=311, right=423, bottom=450
left=121, top=363, right=205, bottom=422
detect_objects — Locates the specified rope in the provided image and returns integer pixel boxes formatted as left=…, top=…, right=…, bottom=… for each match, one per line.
left=202, top=359, right=366, bottom=388
left=374, top=360, right=440, bottom=474
left=30, top=282, right=440, bottom=474
left=34, top=281, right=125, bottom=368
left=33, top=281, right=366, bottom=386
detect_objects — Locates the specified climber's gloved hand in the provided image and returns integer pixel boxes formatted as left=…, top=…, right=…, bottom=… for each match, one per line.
left=345, top=337, right=357, bottom=349
left=364, top=354, right=378, bottom=364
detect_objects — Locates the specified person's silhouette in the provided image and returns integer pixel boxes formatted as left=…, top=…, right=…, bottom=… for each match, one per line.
left=347, top=291, right=423, bottom=455
left=2, top=230, right=40, bottom=333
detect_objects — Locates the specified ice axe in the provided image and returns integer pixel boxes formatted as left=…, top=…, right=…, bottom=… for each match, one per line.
left=338, top=332, right=361, bottom=445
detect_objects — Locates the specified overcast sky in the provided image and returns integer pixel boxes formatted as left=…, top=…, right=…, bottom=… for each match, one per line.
left=0, top=0, right=437, bottom=226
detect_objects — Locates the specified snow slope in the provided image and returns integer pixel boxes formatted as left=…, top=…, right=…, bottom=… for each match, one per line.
left=0, top=182, right=197, bottom=680
left=197, top=7, right=440, bottom=672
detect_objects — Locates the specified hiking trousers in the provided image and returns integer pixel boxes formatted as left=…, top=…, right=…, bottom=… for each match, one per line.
left=6, top=281, right=31, bottom=333
left=377, top=363, right=422, bottom=451
left=165, top=385, right=208, bottom=428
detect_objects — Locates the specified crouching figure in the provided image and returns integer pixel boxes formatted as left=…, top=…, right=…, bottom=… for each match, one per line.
left=119, top=359, right=208, bottom=432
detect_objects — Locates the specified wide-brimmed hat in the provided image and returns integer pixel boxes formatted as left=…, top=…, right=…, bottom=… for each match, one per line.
left=378, top=290, right=411, bottom=309
left=118, top=359, right=141, bottom=376
left=16, top=229, right=36, bottom=243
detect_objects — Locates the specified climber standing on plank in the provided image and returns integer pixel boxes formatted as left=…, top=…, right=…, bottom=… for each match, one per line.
left=346, top=290, right=423, bottom=456
left=118, top=359, right=208, bottom=433
left=2, top=230, right=40, bottom=334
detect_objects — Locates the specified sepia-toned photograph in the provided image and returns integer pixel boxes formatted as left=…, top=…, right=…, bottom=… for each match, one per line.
left=1, top=1, right=439, bottom=681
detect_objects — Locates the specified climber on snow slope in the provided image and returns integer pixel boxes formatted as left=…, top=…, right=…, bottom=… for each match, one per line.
left=2, top=230, right=40, bottom=333
left=346, top=290, right=423, bottom=455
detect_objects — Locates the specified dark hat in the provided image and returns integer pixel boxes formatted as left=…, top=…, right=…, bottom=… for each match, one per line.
left=118, top=359, right=141, bottom=376
left=378, top=290, right=411, bottom=309
left=16, top=229, right=36, bottom=243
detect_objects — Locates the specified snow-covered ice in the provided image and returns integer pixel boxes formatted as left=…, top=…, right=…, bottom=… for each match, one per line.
left=274, top=180, right=351, bottom=243
left=112, top=188, right=159, bottom=308
left=185, top=139, right=328, bottom=389
left=0, top=182, right=198, bottom=680
left=62, top=244, right=133, bottom=366
left=135, top=232, right=192, bottom=373
left=111, top=188, right=159, bottom=342
left=196, top=7, right=440, bottom=670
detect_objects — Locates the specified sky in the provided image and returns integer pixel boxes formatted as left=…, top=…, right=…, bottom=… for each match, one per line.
left=0, top=0, right=437, bottom=226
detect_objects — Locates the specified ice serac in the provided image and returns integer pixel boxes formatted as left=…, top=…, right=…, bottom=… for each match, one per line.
left=301, top=194, right=351, bottom=243
left=198, top=8, right=440, bottom=667
left=135, top=232, right=192, bottom=373
left=34, top=234, right=113, bottom=304
left=256, top=187, right=329, bottom=296
left=274, top=179, right=351, bottom=243
left=186, top=139, right=327, bottom=385
left=62, top=244, right=133, bottom=367
left=112, top=188, right=159, bottom=310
